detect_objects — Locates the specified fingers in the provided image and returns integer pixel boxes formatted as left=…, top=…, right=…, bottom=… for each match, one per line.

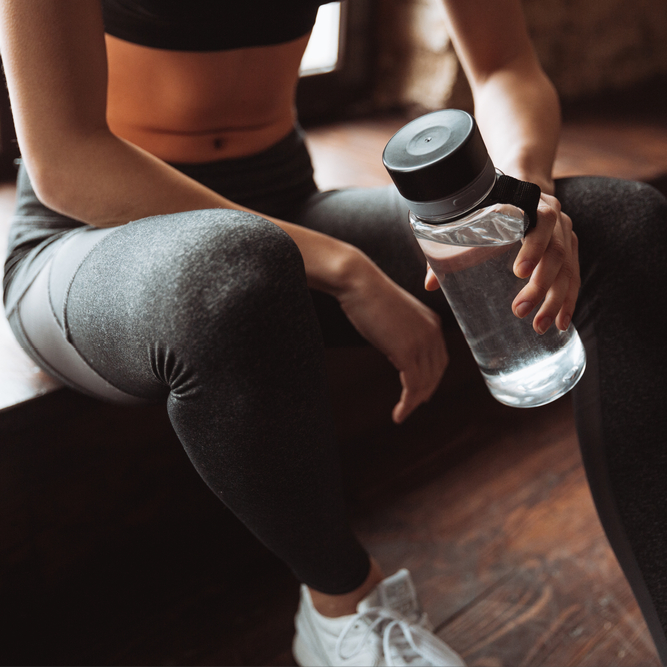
left=392, top=330, right=448, bottom=424
left=513, top=195, right=563, bottom=279
left=512, top=194, right=580, bottom=334
left=424, top=263, right=440, bottom=291
left=337, top=262, right=448, bottom=425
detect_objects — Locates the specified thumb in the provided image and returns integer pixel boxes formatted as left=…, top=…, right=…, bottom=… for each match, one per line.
left=425, top=264, right=439, bottom=291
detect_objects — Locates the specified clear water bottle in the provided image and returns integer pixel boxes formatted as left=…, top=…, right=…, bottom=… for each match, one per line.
left=383, top=109, right=586, bottom=408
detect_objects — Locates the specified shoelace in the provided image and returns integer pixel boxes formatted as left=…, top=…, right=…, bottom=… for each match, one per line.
left=335, top=606, right=445, bottom=666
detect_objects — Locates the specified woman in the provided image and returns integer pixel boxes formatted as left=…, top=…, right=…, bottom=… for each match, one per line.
left=1, top=0, right=666, bottom=664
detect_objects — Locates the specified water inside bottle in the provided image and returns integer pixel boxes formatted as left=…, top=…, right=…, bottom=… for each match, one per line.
left=414, top=209, right=586, bottom=407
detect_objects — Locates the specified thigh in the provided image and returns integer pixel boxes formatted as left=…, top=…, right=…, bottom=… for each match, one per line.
left=558, top=176, right=667, bottom=660
left=11, top=208, right=305, bottom=403
left=557, top=175, right=667, bottom=416
left=291, top=186, right=427, bottom=296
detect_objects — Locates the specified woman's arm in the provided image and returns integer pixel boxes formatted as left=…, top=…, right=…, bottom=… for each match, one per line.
left=0, top=0, right=448, bottom=422
left=441, top=0, right=560, bottom=193
left=433, top=0, right=579, bottom=334
left=0, top=0, right=349, bottom=291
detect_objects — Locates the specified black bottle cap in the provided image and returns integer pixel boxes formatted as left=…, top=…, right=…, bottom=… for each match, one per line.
left=382, top=109, right=490, bottom=203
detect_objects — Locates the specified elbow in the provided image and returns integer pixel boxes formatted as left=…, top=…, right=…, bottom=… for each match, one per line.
left=23, top=156, right=114, bottom=228
left=26, top=162, right=74, bottom=218
left=19, top=127, right=121, bottom=227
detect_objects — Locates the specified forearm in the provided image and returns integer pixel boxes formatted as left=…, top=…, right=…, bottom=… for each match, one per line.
left=440, top=0, right=561, bottom=194
left=471, top=55, right=561, bottom=195
left=30, top=128, right=369, bottom=297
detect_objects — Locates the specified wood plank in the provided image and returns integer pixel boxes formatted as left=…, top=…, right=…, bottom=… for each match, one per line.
left=305, top=116, right=405, bottom=189
left=556, top=121, right=667, bottom=182
left=353, top=396, right=660, bottom=666
left=305, top=113, right=667, bottom=190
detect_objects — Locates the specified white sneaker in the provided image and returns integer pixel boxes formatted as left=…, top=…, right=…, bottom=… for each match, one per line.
left=292, top=569, right=466, bottom=666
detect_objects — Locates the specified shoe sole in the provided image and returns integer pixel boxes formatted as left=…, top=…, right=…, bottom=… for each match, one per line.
left=292, top=633, right=328, bottom=667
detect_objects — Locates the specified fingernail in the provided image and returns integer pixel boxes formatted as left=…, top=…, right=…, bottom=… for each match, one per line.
left=515, top=260, right=534, bottom=278
left=537, top=317, right=552, bottom=334
left=515, top=301, right=533, bottom=318
left=560, top=315, right=571, bottom=331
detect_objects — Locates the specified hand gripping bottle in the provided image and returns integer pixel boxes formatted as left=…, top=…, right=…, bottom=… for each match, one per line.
left=383, top=109, right=586, bottom=407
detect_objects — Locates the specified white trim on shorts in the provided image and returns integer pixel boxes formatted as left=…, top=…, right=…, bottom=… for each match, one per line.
left=15, top=228, right=149, bottom=405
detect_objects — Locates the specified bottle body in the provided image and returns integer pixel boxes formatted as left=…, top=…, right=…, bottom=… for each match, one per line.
left=411, top=203, right=586, bottom=408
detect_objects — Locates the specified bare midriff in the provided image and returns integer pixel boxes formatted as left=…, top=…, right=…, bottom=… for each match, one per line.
left=104, top=33, right=309, bottom=164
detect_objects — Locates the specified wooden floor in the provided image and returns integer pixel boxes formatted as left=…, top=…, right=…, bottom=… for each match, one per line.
left=1, top=87, right=666, bottom=666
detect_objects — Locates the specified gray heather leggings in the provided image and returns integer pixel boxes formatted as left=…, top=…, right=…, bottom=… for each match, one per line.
left=4, top=130, right=667, bottom=661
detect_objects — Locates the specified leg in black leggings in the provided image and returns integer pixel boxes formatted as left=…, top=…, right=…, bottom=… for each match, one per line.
left=557, top=177, right=667, bottom=662
left=16, top=209, right=371, bottom=595
left=294, top=177, right=667, bottom=660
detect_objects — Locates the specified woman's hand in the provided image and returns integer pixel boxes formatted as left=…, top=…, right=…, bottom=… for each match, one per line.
left=337, top=259, right=448, bottom=424
left=425, top=193, right=580, bottom=335
left=511, top=193, right=580, bottom=334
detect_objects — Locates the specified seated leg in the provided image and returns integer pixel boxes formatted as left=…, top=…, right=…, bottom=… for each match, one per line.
left=559, top=176, right=667, bottom=662
left=13, top=208, right=372, bottom=595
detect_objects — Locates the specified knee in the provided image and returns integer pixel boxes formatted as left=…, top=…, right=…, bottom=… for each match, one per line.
left=559, top=177, right=667, bottom=262
left=605, top=180, right=666, bottom=257
left=610, top=180, right=667, bottom=238
left=144, top=209, right=309, bottom=332
left=152, top=208, right=302, bottom=288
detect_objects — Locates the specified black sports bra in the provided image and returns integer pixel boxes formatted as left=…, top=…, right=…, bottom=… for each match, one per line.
left=101, top=0, right=327, bottom=52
